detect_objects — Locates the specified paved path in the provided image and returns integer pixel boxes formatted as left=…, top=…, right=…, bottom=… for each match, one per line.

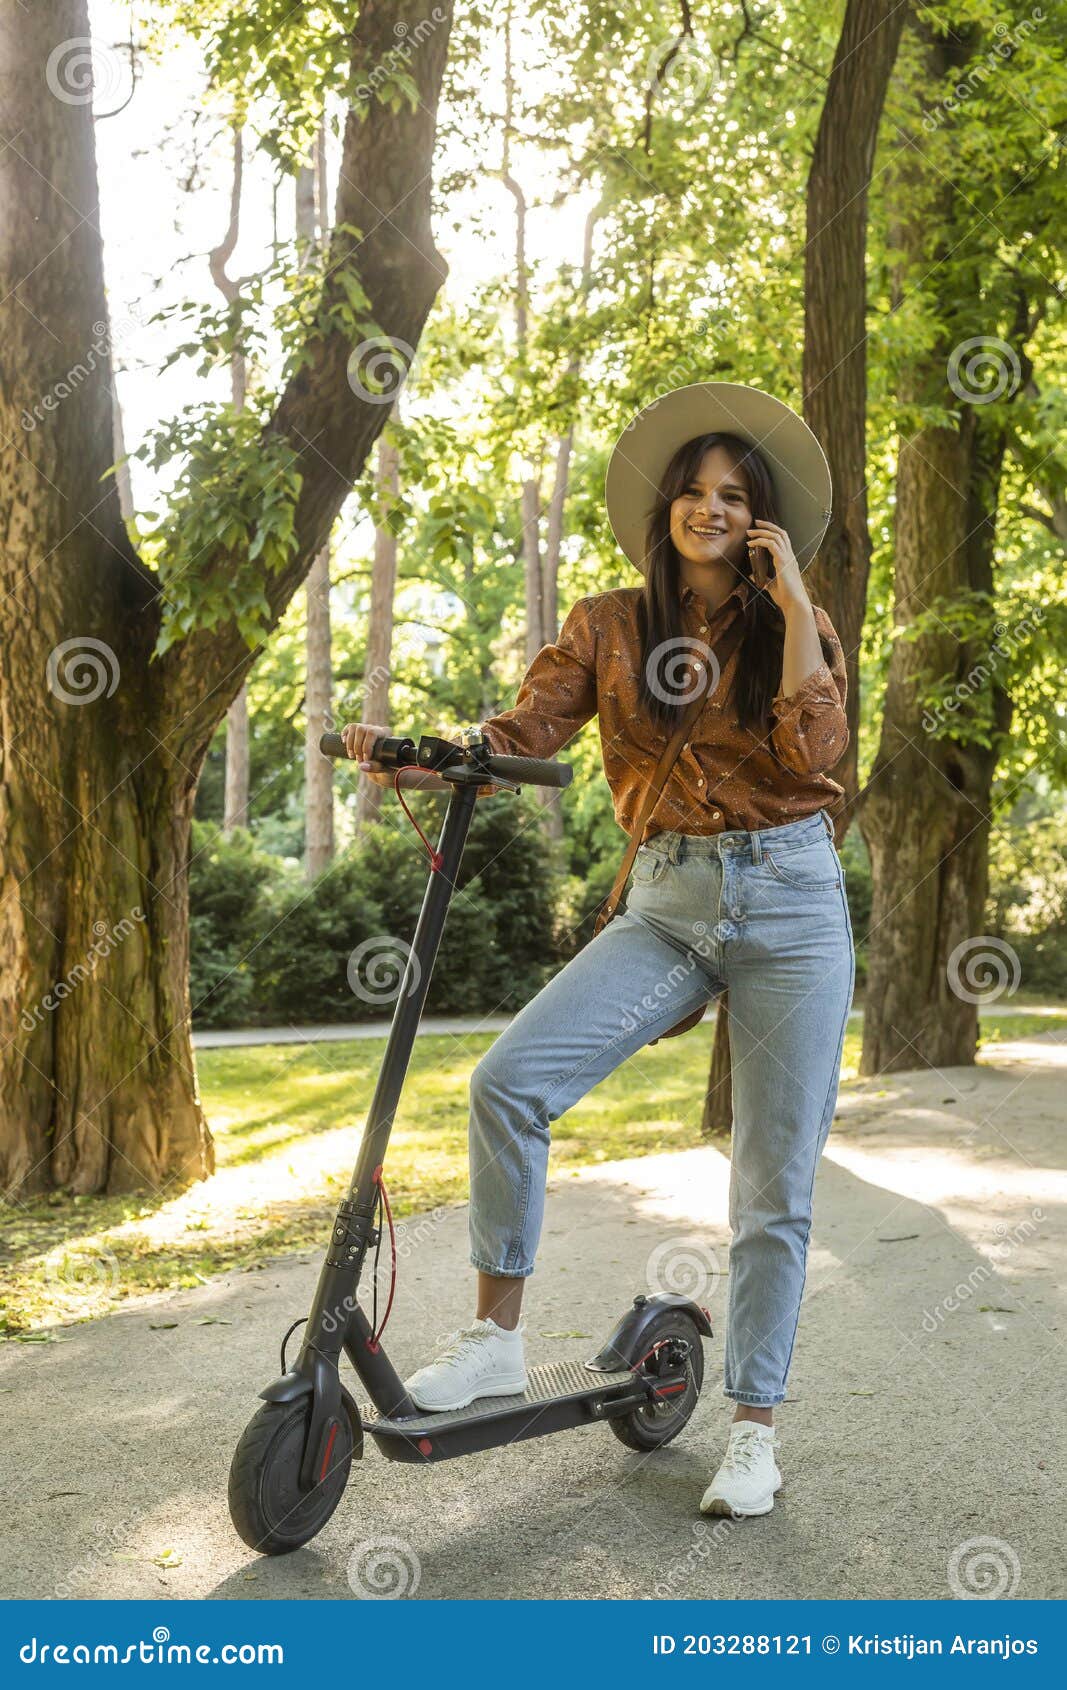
left=192, top=1002, right=1059, bottom=1049
left=1, top=1033, right=1062, bottom=1601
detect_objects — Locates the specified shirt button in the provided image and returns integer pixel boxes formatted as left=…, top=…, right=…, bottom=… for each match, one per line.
left=697, top=778, right=704, bottom=787
left=710, top=809, right=720, bottom=819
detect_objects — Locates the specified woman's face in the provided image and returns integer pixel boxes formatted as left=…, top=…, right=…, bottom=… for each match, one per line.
left=669, top=444, right=753, bottom=572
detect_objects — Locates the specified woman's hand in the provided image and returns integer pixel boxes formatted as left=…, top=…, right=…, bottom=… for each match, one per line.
left=337, top=721, right=450, bottom=791
left=747, top=520, right=809, bottom=613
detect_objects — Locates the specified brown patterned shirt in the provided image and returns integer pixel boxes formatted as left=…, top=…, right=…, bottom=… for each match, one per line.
left=478, top=575, right=848, bottom=838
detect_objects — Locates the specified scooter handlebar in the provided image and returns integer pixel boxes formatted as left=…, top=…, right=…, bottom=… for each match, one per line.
left=318, top=731, right=572, bottom=791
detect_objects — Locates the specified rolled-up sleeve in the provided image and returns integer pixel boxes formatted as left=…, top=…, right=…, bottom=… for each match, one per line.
left=769, top=606, right=849, bottom=776
left=478, top=598, right=599, bottom=768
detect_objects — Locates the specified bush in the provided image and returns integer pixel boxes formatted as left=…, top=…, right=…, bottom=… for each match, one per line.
left=188, top=822, right=279, bottom=1026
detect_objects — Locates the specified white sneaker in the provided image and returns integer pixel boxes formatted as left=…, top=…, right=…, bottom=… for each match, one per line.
left=404, top=1316, right=528, bottom=1412
left=700, top=1421, right=783, bottom=1517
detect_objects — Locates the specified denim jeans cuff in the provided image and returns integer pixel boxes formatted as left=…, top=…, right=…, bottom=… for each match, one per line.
left=469, top=1255, right=536, bottom=1279
left=723, top=1388, right=785, bottom=1407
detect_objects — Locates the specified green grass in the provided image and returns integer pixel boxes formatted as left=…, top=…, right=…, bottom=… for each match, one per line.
left=1, top=1007, right=1063, bottom=1336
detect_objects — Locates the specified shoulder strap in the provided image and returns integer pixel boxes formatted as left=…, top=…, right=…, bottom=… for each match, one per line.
left=594, top=613, right=746, bottom=934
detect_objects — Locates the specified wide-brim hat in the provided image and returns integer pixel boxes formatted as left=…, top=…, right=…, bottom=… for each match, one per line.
left=605, top=381, right=833, bottom=573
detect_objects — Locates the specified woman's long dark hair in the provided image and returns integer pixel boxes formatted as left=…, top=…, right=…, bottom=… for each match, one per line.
left=636, top=431, right=833, bottom=738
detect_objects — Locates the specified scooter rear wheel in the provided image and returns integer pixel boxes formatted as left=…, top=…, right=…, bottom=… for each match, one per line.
left=609, top=1308, right=705, bottom=1452
left=228, top=1398, right=354, bottom=1555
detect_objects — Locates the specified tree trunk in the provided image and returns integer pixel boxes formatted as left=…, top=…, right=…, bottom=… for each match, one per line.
left=858, top=17, right=1014, bottom=1074
left=305, top=544, right=334, bottom=875
left=802, top=0, right=908, bottom=828
left=223, top=690, right=250, bottom=830
left=0, top=0, right=454, bottom=1196
left=704, top=0, right=906, bottom=1122
left=859, top=394, right=1008, bottom=1072
left=298, top=143, right=335, bottom=878
left=355, top=427, right=400, bottom=832
left=210, top=121, right=251, bottom=835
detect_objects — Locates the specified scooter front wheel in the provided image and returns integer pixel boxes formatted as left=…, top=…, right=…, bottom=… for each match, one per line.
left=609, top=1307, right=705, bottom=1452
left=228, top=1398, right=354, bottom=1555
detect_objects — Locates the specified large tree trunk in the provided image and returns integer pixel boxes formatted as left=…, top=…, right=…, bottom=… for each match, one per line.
left=860, top=391, right=1008, bottom=1072
left=858, top=20, right=1011, bottom=1073
left=703, top=0, right=906, bottom=1133
left=802, top=0, right=908, bottom=827
left=0, top=0, right=453, bottom=1196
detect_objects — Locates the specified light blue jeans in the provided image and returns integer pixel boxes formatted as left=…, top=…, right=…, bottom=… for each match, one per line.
left=467, top=808, right=855, bottom=1406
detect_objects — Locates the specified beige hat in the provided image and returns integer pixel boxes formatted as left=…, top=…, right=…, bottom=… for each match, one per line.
left=605, top=381, right=833, bottom=573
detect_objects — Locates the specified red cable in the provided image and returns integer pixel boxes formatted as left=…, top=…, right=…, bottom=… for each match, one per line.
left=366, top=1163, right=398, bottom=1352
left=392, top=764, right=445, bottom=870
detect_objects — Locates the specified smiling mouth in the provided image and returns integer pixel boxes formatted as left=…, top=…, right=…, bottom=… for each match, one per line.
left=687, top=523, right=727, bottom=537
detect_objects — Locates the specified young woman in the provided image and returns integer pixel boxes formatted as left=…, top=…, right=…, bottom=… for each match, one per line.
left=341, top=382, right=855, bottom=1518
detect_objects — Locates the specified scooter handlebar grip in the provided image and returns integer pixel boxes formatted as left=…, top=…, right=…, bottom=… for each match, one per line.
left=487, top=754, right=573, bottom=789
left=319, top=732, right=348, bottom=758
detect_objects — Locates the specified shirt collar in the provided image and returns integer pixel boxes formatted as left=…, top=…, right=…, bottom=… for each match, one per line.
left=679, top=574, right=752, bottom=618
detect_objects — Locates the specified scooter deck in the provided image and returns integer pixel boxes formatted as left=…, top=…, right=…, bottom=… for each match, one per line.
left=362, top=1357, right=643, bottom=1463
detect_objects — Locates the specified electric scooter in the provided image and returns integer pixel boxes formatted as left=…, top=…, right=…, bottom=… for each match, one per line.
left=227, top=727, right=713, bottom=1555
